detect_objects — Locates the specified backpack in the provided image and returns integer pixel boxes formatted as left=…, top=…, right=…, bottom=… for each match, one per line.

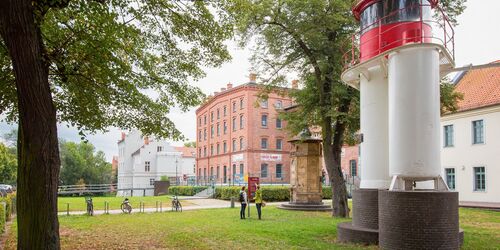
left=239, top=192, right=244, bottom=202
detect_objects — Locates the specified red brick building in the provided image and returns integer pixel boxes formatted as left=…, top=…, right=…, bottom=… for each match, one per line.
left=195, top=74, right=294, bottom=184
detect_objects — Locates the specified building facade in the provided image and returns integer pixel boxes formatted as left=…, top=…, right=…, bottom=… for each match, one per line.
left=117, top=130, right=196, bottom=196
left=440, top=62, right=500, bottom=204
left=195, top=75, right=294, bottom=185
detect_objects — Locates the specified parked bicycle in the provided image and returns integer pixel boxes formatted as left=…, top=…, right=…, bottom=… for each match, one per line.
left=171, top=196, right=182, bottom=212
left=86, top=197, right=94, bottom=216
left=121, top=198, right=132, bottom=214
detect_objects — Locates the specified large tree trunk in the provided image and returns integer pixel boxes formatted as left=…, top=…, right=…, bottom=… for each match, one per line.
left=0, top=0, right=61, bottom=249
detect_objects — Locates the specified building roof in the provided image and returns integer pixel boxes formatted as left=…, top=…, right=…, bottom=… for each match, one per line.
left=174, top=146, right=196, bottom=158
left=454, top=61, right=500, bottom=112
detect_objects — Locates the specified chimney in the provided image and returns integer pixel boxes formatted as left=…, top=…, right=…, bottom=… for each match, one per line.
left=121, top=132, right=126, bottom=140
left=221, top=87, right=226, bottom=92
left=291, top=79, right=299, bottom=89
left=249, top=73, right=257, bottom=83
left=227, top=83, right=233, bottom=89
left=144, top=136, right=149, bottom=145
left=214, top=91, right=219, bottom=95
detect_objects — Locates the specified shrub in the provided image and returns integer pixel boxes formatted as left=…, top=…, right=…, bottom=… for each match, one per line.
left=215, top=186, right=333, bottom=202
left=168, top=186, right=206, bottom=196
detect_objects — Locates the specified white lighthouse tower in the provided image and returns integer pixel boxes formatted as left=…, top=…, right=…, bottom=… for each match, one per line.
left=338, top=1, right=462, bottom=248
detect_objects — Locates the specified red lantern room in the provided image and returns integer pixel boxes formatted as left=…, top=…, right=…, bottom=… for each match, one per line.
left=343, top=0, right=454, bottom=70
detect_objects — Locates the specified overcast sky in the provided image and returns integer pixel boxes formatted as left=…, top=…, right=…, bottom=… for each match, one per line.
left=1, top=0, right=499, bottom=161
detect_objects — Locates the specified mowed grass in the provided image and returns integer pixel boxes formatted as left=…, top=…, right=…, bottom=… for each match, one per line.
left=57, top=195, right=192, bottom=212
left=5, top=207, right=500, bottom=249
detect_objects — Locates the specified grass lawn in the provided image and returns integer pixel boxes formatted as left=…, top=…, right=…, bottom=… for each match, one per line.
left=5, top=207, right=499, bottom=249
left=57, top=195, right=192, bottom=212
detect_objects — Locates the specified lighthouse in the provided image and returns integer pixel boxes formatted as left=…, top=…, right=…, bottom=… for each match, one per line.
left=337, top=1, right=462, bottom=249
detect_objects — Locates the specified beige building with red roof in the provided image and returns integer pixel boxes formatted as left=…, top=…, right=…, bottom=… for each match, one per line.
left=441, top=61, right=500, bottom=205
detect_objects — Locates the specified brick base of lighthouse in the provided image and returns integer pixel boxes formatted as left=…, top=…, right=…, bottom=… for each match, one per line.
left=338, top=189, right=464, bottom=248
left=378, top=190, right=463, bottom=249
left=337, top=189, right=379, bottom=245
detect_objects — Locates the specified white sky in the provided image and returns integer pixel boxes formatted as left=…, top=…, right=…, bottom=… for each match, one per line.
left=1, top=0, right=499, bottom=161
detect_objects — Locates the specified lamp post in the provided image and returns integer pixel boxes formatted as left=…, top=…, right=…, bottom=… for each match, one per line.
left=175, top=157, right=178, bottom=186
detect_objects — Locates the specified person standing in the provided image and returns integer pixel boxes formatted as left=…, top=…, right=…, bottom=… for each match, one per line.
left=254, top=184, right=263, bottom=220
left=239, top=186, right=248, bottom=219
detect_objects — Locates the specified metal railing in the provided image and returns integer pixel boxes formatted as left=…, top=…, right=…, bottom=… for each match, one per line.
left=343, top=2, right=455, bottom=69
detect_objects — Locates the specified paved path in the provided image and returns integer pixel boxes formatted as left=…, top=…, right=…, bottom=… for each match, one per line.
left=460, top=201, right=500, bottom=210
left=57, top=198, right=308, bottom=216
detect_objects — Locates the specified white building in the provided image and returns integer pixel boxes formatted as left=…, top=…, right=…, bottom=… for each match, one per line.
left=441, top=62, right=500, bottom=205
left=117, top=130, right=196, bottom=196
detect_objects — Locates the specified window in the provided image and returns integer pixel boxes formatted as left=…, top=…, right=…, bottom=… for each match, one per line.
left=198, top=118, right=201, bottom=126
left=240, top=164, right=244, bottom=175
left=232, top=102, right=236, bottom=112
left=217, top=109, right=220, bottom=119
left=204, top=129, right=207, bottom=141
left=473, top=167, right=486, bottom=191
left=198, top=130, right=202, bottom=141
left=198, top=148, right=202, bottom=157
left=150, top=178, right=155, bottom=186
left=445, top=168, right=455, bottom=190
left=216, top=144, right=220, bottom=155
left=204, top=115, right=207, bottom=125
left=232, top=117, right=236, bottom=131
left=216, top=166, right=220, bottom=179
left=261, top=138, right=268, bottom=149
left=240, top=138, right=244, bottom=150
left=232, top=139, right=236, bottom=151
left=240, top=99, right=244, bottom=109
left=223, top=121, right=227, bottom=134
left=203, top=147, right=207, bottom=157
left=261, top=164, right=268, bottom=178
left=223, top=106, right=227, bottom=116
left=210, top=145, right=214, bottom=155
left=350, top=160, right=357, bottom=177
left=211, top=112, right=214, bottom=122
left=145, top=161, right=151, bottom=172
left=276, top=118, right=282, bottom=129
left=211, top=126, right=214, bottom=138
left=276, top=139, right=283, bottom=150
left=240, top=115, right=244, bottom=129
left=261, top=99, right=268, bottom=108
left=276, top=164, right=282, bottom=178
left=275, top=100, right=282, bottom=109
left=157, top=146, right=163, bottom=152
left=261, top=114, right=268, bottom=127
left=217, top=123, right=220, bottom=136
left=472, top=120, right=484, bottom=144
left=210, top=167, right=214, bottom=177
left=443, top=125, right=453, bottom=147
left=223, top=141, right=227, bottom=153
left=204, top=168, right=207, bottom=179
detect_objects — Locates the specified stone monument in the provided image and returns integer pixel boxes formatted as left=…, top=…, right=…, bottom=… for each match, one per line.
left=279, top=129, right=331, bottom=211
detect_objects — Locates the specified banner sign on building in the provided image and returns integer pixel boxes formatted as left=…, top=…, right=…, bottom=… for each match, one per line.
left=231, top=153, right=244, bottom=162
left=260, top=153, right=282, bottom=162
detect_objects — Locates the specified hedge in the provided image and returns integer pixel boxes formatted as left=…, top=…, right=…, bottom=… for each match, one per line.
left=0, top=193, right=15, bottom=221
left=168, top=186, right=207, bottom=196
left=0, top=203, right=5, bottom=234
left=215, top=186, right=334, bottom=202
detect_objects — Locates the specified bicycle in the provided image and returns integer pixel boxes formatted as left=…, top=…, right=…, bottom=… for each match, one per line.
left=86, top=197, right=94, bottom=216
left=171, top=196, right=182, bottom=212
left=121, top=198, right=132, bottom=214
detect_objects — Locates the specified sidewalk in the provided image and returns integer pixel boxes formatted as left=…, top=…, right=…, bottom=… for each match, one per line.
left=460, top=201, right=500, bottom=210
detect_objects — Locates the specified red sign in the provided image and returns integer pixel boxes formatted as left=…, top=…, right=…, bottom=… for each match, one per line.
left=248, top=177, right=260, bottom=200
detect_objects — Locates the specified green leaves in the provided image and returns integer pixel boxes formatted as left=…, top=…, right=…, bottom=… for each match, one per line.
left=0, top=0, right=233, bottom=140
left=59, top=140, right=112, bottom=185
left=0, top=143, right=17, bottom=185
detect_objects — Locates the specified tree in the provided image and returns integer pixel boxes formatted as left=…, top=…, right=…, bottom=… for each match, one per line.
left=59, top=141, right=112, bottom=186
left=183, top=141, right=196, bottom=148
left=440, top=77, right=464, bottom=115
left=226, top=0, right=466, bottom=218
left=0, top=143, right=17, bottom=185
left=0, top=0, right=231, bottom=247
